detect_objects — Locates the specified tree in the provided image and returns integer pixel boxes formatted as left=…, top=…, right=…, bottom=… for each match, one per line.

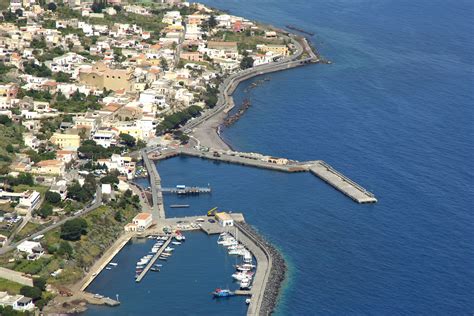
left=60, top=218, right=88, bottom=241
left=113, top=5, right=122, bottom=12
left=57, top=240, right=73, bottom=258
left=240, top=56, right=254, bottom=69
left=5, top=144, right=14, bottom=153
left=47, top=2, right=57, bottom=11
left=100, top=174, right=119, bottom=185
left=0, top=115, right=12, bottom=125
left=91, top=0, right=105, bottom=13
left=208, top=15, right=217, bottom=28
left=53, top=71, right=71, bottom=83
left=33, top=277, right=47, bottom=291
left=160, top=57, right=169, bottom=71
left=38, top=204, right=53, bottom=218
left=45, top=191, right=61, bottom=204
left=20, top=286, right=42, bottom=300
left=119, top=133, right=136, bottom=148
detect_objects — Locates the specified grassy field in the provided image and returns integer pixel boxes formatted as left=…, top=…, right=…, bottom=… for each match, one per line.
left=13, top=184, right=49, bottom=195
left=0, top=277, right=23, bottom=294
left=0, top=0, right=9, bottom=10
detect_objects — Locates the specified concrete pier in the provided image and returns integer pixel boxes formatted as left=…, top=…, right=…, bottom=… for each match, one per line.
left=135, top=236, right=172, bottom=283
left=147, top=147, right=377, bottom=204
left=141, top=149, right=166, bottom=218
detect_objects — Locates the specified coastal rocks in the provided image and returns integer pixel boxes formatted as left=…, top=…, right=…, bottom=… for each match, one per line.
left=238, top=222, right=287, bottom=315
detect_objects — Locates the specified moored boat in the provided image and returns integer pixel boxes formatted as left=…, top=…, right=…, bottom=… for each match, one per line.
left=212, top=288, right=235, bottom=298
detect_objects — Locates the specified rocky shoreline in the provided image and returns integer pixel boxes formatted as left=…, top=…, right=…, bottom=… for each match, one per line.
left=238, top=222, right=287, bottom=315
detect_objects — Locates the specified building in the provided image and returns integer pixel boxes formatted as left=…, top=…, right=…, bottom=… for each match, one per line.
left=180, top=51, right=203, bottom=62
left=0, top=292, right=35, bottom=312
left=101, top=183, right=112, bottom=195
left=258, top=44, right=289, bottom=56
left=50, top=132, right=81, bottom=150
left=92, top=128, right=118, bottom=148
left=215, top=212, right=234, bottom=227
left=32, top=160, right=66, bottom=176
left=50, top=180, right=68, bottom=200
left=0, top=234, right=7, bottom=247
left=79, top=62, right=134, bottom=92
left=131, top=213, right=152, bottom=231
left=15, top=190, right=41, bottom=215
left=17, top=240, right=44, bottom=255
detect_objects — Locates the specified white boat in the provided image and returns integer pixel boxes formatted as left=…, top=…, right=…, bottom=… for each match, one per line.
left=240, top=278, right=252, bottom=289
left=108, top=262, right=118, bottom=266
left=236, top=264, right=256, bottom=271
left=229, top=248, right=247, bottom=256
left=243, top=251, right=252, bottom=263
left=227, top=244, right=244, bottom=250
left=165, top=247, right=174, bottom=252
left=232, top=271, right=254, bottom=281
left=175, top=235, right=185, bottom=241
left=105, top=267, right=112, bottom=270
left=172, top=241, right=181, bottom=245
left=245, top=298, right=251, bottom=304
left=161, top=252, right=172, bottom=257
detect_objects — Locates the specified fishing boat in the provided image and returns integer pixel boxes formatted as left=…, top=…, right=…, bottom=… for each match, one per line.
left=212, top=288, right=235, bottom=298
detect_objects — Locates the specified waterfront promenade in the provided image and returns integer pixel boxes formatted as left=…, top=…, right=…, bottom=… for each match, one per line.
left=183, top=35, right=319, bottom=151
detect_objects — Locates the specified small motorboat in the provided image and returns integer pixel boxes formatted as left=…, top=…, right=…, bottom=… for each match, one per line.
left=172, top=241, right=181, bottom=245
left=158, top=257, right=168, bottom=261
left=164, top=247, right=174, bottom=252
left=108, top=262, right=118, bottom=266
left=245, top=298, right=251, bottom=304
left=105, top=267, right=112, bottom=270
left=212, top=288, right=235, bottom=298
left=150, top=267, right=160, bottom=272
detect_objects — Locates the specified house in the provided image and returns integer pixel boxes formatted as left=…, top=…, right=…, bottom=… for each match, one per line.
left=131, top=212, right=152, bottom=231
left=0, top=292, right=35, bottom=312
left=15, top=190, right=41, bottom=215
left=50, top=180, right=68, bottom=200
left=92, top=128, right=118, bottom=148
left=78, top=62, right=134, bottom=92
left=23, top=133, right=40, bottom=151
left=258, top=44, right=289, bottom=56
left=50, top=132, right=81, bottom=150
left=17, top=240, right=44, bottom=255
left=101, top=183, right=112, bottom=195
left=206, top=41, right=239, bottom=60
left=32, top=160, right=66, bottom=176
left=56, top=150, right=78, bottom=163
left=215, top=212, right=234, bottom=227
left=181, top=51, right=203, bottom=62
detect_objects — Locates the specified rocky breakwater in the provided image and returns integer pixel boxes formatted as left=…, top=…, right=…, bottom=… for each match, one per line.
left=237, top=222, right=287, bottom=315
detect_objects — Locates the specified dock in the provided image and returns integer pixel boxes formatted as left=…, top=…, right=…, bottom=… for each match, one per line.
left=135, top=236, right=172, bottom=283
left=147, top=147, right=377, bottom=204
left=309, top=161, right=377, bottom=203
left=141, top=149, right=166, bottom=218
left=162, top=186, right=211, bottom=194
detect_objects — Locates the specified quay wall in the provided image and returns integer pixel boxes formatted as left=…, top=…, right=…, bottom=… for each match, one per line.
left=234, top=221, right=287, bottom=316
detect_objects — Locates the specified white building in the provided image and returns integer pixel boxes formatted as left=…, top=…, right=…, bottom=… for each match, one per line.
left=17, top=240, right=44, bottom=255
left=101, top=183, right=112, bottom=195
left=93, top=129, right=118, bottom=148
left=215, top=212, right=234, bottom=227
left=131, top=212, right=152, bottom=231
left=16, top=190, right=41, bottom=215
left=0, top=292, right=35, bottom=312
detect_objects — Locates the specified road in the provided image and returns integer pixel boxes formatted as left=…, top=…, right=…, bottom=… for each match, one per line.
left=0, top=186, right=103, bottom=255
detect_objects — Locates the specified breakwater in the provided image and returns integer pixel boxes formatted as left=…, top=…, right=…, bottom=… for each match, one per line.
left=236, top=221, right=287, bottom=315
left=148, top=147, right=377, bottom=204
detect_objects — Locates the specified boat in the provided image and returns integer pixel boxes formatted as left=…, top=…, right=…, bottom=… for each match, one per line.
left=108, top=262, right=118, bottom=266
left=240, top=278, right=252, bottom=289
left=164, top=247, right=174, bottom=252
left=235, top=263, right=256, bottom=271
left=150, top=267, right=160, bottom=272
left=105, top=267, right=112, bottom=270
left=161, top=252, right=172, bottom=257
left=158, top=257, right=168, bottom=261
left=154, top=264, right=162, bottom=267
left=243, top=251, right=252, bottom=263
left=170, top=204, right=190, bottom=208
left=171, top=241, right=181, bottom=245
left=246, top=298, right=251, bottom=304
left=212, top=288, right=235, bottom=298
left=232, top=271, right=254, bottom=281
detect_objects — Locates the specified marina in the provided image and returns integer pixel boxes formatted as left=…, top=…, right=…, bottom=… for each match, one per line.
left=135, top=236, right=172, bottom=282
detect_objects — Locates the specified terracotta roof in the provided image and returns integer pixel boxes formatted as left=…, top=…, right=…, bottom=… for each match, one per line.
left=134, top=213, right=152, bottom=221
left=36, top=159, right=63, bottom=167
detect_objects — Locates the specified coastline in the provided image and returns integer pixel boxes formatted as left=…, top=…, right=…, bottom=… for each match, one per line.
left=184, top=33, right=321, bottom=151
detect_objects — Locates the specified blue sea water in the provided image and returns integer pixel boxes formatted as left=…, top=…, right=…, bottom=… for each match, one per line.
left=87, top=0, right=474, bottom=315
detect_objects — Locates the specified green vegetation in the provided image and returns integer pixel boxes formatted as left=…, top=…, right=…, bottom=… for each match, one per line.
left=53, top=91, right=102, bottom=112
left=0, top=115, right=24, bottom=174
left=22, top=61, right=52, bottom=78
left=0, top=277, right=23, bottom=294
left=203, top=85, right=219, bottom=108
left=0, top=192, right=140, bottom=287
left=66, top=174, right=96, bottom=203
left=78, top=140, right=122, bottom=159
left=0, top=62, right=15, bottom=83
left=60, top=218, right=88, bottom=241
left=156, top=105, right=202, bottom=134
left=240, top=56, right=254, bottom=69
